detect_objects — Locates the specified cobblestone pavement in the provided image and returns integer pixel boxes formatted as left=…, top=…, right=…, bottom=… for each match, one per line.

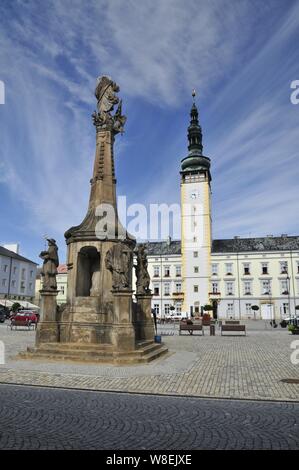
left=0, top=322, right=299, bottom=401
left=0, top=384, right=298, bottom=450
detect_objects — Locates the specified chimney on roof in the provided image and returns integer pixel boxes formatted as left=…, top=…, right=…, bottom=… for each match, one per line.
left=266, top=234, right=274, bottom=238
left=281, top=234, right=288, bottom=237
left=3, top=243, right=20, bottom=254
left=234, top=236, right=240, bottom=239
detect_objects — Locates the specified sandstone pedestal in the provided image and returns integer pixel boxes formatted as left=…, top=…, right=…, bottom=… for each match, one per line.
left=36, top=290, right=59, bottom=346
left=135, top=294, right=155, bottom=342
left=111, top=290, right=135, bottom=351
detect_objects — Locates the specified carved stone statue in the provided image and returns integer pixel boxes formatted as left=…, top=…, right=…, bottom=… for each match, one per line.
left=92, top=75, right=126, bottom=134
left=105, top=242, right=133, bottom=290
left=135, top=244, right=151, bottom=295
left=90, top=267, right=101, bottom=296
left=39, top=239, right=59, bottom=290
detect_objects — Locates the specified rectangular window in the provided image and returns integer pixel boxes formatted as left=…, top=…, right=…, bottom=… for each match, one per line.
left=20, top=280, right=25, bottom=293
left=243, top=263, right=250, bottom=275
left=281, top=279, right=289, bottom=295
left=261, top=280, right=271, bottom=295
left=175, top=302, right=182, bottom=314
left=175, top=265, right=181, bottom=277
left=246, top=303, right=252, bottom=315
left=164, top=266, right=170, bottom=277
left=211, top=263, right=218, bottom=275
left=153, top=304, right=160, bottom=315
left=164, top=283, right=170, bottom=296
left=11, top=280, right=16, bottom=288
left=153, top=284, right=160, bottom=296
left=280, top=261, right=288, bottom=274
left=164, top=304, right=170, bottom=315
left=153, top=266, right=160, bottom=277
left=194, top=266, right=199, bottom=273
left=2, top=279, right=7, bottom=287
left=30, top=270, right=33, bottom=278
left=212, top=282, right=218, bottom=294
left=3, top=265, right=8, bottom=273
left=193, top=251, right=198, bottom=258
left=13, top=266, right=17, bottom=275
left=175, top=283, right=182, bottom=293
left=194, top=285, right=198, bottom=293
left=29, top=283, right=33, bottom=290
left=261, top=262, right=268, bottom=275
left=21, top=268, right=26, bottom=280
left=226, top=281, right=234, bottom=295
left=227, top=303, right=234, bottom=316
left=244, top=281, right=252, bottom=295
left=297, top=261, right=299, bottom=274
left=225, top=263, right=233, bottom=275
left=282, top=303, right=289, bottom=315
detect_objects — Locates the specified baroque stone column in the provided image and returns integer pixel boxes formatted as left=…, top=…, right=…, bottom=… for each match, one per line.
left=36, top=289, right=59, bottom=346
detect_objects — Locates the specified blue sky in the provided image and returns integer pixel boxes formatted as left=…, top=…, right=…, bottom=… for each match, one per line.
left=0, top=0, right=299, bottom=264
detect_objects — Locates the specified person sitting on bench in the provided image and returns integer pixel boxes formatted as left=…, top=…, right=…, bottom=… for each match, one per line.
left=186, top=318, right=194, bottom=335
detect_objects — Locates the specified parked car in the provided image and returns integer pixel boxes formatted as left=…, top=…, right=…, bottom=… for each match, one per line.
left=21, top=310, right=40, bottom=322
left=0, top=309, right=6, bottom=323
left=11, top=311, right=38, bottom=325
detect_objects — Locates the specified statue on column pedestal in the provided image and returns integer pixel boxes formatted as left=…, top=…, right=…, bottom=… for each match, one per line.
left=39, top=239, right=59, bottom=291
left=92, top=75, right=126, bottom=134
left=135, top=244, right=151, bottom=295
left=105, top=242, right=133, bottom=291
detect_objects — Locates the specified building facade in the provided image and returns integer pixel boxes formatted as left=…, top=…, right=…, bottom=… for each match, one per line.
left=143, top=101, right=299, bottom=320
left=0, top=245, right=37, bottom=304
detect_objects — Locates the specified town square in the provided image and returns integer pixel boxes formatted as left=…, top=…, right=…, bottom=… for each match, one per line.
left=0, top=0, right=299, bottom=456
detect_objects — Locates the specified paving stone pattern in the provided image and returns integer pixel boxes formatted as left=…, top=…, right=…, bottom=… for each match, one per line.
left=0, top=322, right=298, bottom=401
left=0, top=384, right=298, bottom=450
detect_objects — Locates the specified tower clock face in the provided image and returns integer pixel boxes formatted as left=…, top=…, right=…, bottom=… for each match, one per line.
left=189, top=191, right=199, bottom=199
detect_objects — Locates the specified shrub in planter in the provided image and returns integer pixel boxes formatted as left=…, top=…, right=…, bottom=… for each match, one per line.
left=288, top=324, right=299, bottom=334
left=280, top=320, right=287, bottom=328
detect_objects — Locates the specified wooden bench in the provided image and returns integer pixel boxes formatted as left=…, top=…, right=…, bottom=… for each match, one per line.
left=221, top=324, right=246, bottom=336
left=10, top=319, right=36, bottom=331
left=179, top=323, right=204, bottom=335
left=225, top=320, right=240, bottom=325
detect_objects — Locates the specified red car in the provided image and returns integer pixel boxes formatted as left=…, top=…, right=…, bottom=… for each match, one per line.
left=11, top=311, right=39, bottom=324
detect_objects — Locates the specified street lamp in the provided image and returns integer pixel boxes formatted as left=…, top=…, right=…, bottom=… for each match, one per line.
left=286, top=275, right=292, bottom=324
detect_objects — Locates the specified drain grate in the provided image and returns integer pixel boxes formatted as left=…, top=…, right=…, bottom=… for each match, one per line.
left=281, top=378, right=299, bottom=384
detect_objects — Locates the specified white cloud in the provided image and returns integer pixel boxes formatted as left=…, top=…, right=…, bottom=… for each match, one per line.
left=0, top=0, right=298, bottom=249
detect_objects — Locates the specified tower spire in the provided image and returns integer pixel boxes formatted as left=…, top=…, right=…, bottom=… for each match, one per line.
left=180, top=91, right=211, bottom=182
left=188, top=90, right=203, bottom=154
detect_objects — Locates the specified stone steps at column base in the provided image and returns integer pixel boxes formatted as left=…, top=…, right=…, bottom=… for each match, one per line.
left=18, top=342, right=168, bottom=365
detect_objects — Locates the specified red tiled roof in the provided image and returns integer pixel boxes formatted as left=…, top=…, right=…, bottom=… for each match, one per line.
left=57, top=264, right=68, bottom=274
